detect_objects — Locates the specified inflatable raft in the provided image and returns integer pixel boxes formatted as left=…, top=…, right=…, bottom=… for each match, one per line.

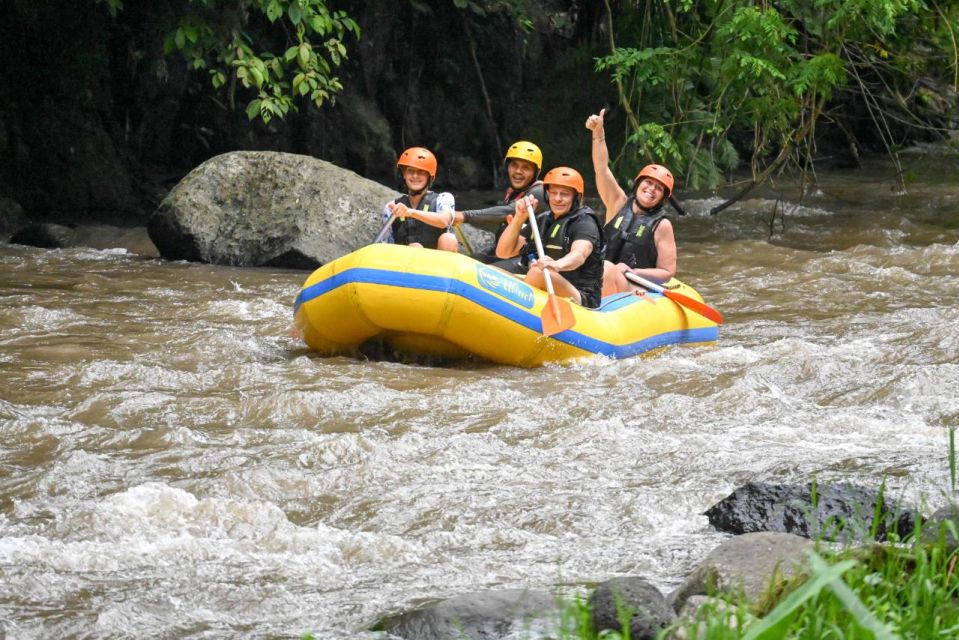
left=293, top=244, right=720, bottom=367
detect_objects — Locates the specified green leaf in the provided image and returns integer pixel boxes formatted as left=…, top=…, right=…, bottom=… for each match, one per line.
left=288, top=1, right=303, bottom=25
left=266, top=0, right=282, bottom=23
left=245, top=99, right=261, bottom=120
left=250, top=66, right=265, bottom=89
left=409, top=0, right=431, bottom=14
left=298, top=43, right=311, bottom=69
left=211, top=70, right=227, bottom=89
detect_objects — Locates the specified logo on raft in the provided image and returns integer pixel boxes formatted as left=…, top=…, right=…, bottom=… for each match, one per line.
left=476, top=265, right=535, bottom=308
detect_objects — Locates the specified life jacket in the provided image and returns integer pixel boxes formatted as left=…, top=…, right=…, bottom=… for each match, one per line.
left=604, top=202, right=667, bottom=269
left=494, top=181, right=545, bottom=240
left=391, top=191, right=445, bottom=247
left=522, top=206, right=607, bottom=295
left=504, top=180, right=544, bottom=205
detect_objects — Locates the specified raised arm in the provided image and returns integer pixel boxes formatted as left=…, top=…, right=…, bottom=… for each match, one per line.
left=585, top=109, right=628, bottom=223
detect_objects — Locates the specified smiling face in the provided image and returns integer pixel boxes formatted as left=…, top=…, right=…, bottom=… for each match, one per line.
left=506, top=159, right=537, bottom=191
left=546, top=185, right=577, bottom=217
left=401, top=166, right=431, bottom=193
left=634, top=177, right=666, bottom=209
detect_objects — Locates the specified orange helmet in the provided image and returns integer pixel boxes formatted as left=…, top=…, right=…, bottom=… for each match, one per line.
left=634, top=164, right=674, bottom=196
left=397, top=147, right=437, bottom=179
left=542, top=166, right=584, bottom=197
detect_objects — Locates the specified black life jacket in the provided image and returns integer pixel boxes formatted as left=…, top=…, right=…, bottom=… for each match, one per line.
left=504, top=180, right=544, bottom=205
left=522, top=206, right=607, bottom=295
left=391, top=191, right=445, bottom=247
left=494, top=181, right=545, bottom=241
left=604, top=202, right=667, bottom=269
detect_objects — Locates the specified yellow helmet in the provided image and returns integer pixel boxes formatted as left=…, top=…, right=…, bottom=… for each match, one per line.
left=504, top=141, right=543, bottom=172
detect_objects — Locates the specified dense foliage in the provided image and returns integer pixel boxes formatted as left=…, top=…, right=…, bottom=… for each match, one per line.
left=595, top=0, right=959, bottom=197
left=1, top=1, right=956, bottom=217
left=95, top=0, right=360, bottom=122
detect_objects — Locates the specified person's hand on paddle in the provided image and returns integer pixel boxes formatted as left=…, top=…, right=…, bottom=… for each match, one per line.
left=530, top=255, right=560, bottom=274
left=388, top=202, right=413, bottom=219
left=513, top=195, right=538, bottom=224
left=585, top=108, right=606, bottom=137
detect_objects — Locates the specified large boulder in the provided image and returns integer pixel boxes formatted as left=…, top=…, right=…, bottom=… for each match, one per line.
left=147, top=151, right=400, bottom=269
left=704, top=482, right=918, bottom=543
left=668, top=532, right=813, bottom=611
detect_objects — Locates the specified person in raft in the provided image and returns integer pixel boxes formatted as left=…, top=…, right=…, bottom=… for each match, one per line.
left=495, top=166, right=606, bottom=309
left=449, top=140, right=547, bottom=272
left=585, top=108, right=678, bottom=296
left=383, top=146, right=458, bottom=252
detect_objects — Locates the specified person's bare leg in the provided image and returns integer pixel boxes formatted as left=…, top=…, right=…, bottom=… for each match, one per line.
left=437, top=232, right=459, bottom=252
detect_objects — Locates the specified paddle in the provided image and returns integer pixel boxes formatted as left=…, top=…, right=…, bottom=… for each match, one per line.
left=453, top=222, right=474, bottom=257
left=525, top=195, right=576, bottom=336
left=372, top=212, right=396, bottom=244
left=624, top=271, right=724, bottom=324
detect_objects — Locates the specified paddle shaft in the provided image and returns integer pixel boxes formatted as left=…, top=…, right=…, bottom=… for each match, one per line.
left=624, top=271, right=724, bottom=324
left=453, top=223, right=474, bottom=256
left=373, top=212, right=396, bottom=244
left=624, top=272, right=667, bottom=294
left=524, top=196, right=556, bottom=295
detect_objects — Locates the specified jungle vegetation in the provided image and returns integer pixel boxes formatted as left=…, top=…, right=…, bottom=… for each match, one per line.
left=1, top=0, right=956, bottom=218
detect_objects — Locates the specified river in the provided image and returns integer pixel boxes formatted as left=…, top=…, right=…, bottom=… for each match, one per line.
left=1, top=148, right=958, bottom=638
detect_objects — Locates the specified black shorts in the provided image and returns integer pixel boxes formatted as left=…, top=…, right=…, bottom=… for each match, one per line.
left=577, top=287, right=601, bottom=309
left=489, top=257, right=528, bottom=275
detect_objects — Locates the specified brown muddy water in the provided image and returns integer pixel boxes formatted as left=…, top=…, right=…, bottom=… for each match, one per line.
left=1, top=148, right=958, bottom=638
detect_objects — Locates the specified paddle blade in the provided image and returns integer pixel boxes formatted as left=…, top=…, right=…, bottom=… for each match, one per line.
left=541, top=294, right=576, bottom=336
left=662, top=289, right=725, bottom=325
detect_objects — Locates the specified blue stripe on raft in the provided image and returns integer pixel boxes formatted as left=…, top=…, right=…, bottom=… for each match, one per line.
left=294, top=267, right=718, bottom=359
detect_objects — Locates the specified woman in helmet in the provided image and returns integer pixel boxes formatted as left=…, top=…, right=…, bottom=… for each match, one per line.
left=495, top=166, right=606, bottom=309
left=585, top=109, right=678, bottom=296
left=449, top=140, right=547, bottom=270
left=383, top=147, right=458, bottom=252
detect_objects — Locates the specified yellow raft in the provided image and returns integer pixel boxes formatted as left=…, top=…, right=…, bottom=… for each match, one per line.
left=293, top=244, right=720, bottom=367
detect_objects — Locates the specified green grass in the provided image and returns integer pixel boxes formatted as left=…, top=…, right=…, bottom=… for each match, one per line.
left=339, top=430, right=959, bottom=639
left=549, top=429, right=959, bottom=639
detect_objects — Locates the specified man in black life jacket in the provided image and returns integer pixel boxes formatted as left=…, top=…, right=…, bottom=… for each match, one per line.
left=495, top=167, right=606, bottom=309
left=585, top=109, right=678, bottom=296
left=447, top=140, right=546, bottom=272
left=383, top=147, right=459, bottom=252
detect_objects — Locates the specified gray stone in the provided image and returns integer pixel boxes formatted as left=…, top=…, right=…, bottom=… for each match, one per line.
left=71, top=225, right=159, bottom=257
left=669, top=596, right=756, bottom=640
left=379, top=589, right=563, bottom=640
left=589, top=576, right=676, bottom=640
left=921, top=503, right=959, bottom=548
left=0, top=197, right=29, bottom=242
left=669, top=532, right=813, bottom=611
left=704, top=482, right=918, bottom=543
left=10, top=223, right=77, bottom=249
left=147, top=151, right=400, bottom=268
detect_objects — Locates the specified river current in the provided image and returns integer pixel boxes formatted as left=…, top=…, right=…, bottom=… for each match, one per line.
left=1, top=149, right=958, bottom=638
